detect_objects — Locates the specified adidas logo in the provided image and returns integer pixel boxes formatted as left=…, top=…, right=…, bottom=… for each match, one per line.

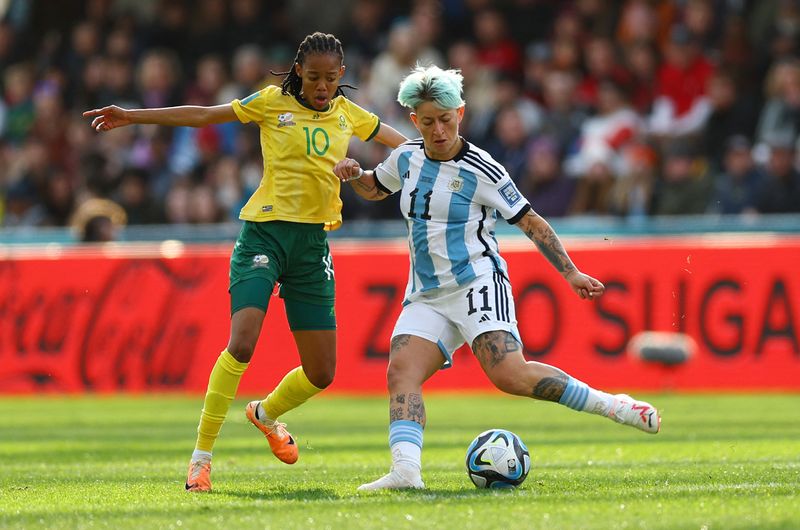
left=479, top=314, right=491, bottom=323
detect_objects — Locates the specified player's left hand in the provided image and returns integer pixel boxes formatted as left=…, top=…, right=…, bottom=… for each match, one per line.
left=565, top=270, right=605, bottom=300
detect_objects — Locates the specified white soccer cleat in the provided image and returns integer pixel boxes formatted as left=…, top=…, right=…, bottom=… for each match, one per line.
left=608, top=394, right=661, bottom=434
left=357, top=466, right=425, bottom=491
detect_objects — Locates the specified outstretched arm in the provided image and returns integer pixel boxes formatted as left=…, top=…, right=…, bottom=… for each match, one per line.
left=372, top=122, right=407, bottom=148
left=515, top=209, right=605, bottom=300
left=83, top=103, right=238, bottom=131
left=332, top=158, right=390, bottom=201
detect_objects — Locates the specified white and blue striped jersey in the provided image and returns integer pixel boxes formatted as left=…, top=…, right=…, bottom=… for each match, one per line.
left=374, top=138, right=531, bottom=303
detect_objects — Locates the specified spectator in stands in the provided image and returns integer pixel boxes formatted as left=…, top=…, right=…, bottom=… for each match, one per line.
left=649, top=24, right=715, bottom=138
left=473, top=8, right=522, bottom=76
left=755, top=57, right=800, bottom=158
left=448, top=40, right=496, bottom=140
left=567, top=79, right=642, bottom=214
left=602, top=141, right=658, bottom=218
left=623, top=40, right=659, bottom=113
left=702, top=68, right=760, bottom=170
left=539, top=69, right=587, bottom=156
left=70, top=197, right=127, bottom=242
left=485, top=105, right=532, bottom=183
left=116, top=167, right=163, bottom=224
left=517, top=136, right=576, bottom=218
left=1, top=62, right=35, bottom=145
left=576, top=36, right=631, bottom=111
left=707, top=135, right=764, bottom=215
left=756, top=135, right=800, bottom=214
left=366, top=21, right=442, bottom=138
left=652, top=139, right=713, bottom=216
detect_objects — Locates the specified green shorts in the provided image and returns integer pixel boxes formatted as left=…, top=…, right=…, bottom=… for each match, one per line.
left=229, top=221, right=336, bottom=328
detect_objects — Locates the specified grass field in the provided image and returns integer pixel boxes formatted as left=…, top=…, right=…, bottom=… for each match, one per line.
left=1, top=393, right=798, bottom=530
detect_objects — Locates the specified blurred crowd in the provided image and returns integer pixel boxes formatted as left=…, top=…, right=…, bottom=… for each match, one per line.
left=1, top=0, right=800, bottom=238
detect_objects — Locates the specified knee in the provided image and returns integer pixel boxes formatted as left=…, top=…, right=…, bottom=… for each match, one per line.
left=226, top=340, right=256, bottom=363
left=386, top=357, right=413, bottom=390
left=305, top=364, right=335, bottom=389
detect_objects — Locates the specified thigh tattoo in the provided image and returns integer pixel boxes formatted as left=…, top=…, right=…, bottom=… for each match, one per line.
left=472, top=331, right=520, bottom=368
left=390, top=334, right=411, bottom=353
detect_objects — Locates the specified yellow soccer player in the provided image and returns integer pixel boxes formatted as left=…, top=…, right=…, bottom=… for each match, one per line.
left=84, top=32, right=407, bottom=492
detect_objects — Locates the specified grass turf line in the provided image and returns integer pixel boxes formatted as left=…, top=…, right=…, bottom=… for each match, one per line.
left=0, top=394, right=798, bottom=529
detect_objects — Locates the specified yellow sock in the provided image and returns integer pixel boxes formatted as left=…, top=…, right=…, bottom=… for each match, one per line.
left=261, top=366, right=323, bottom=421
left=195, top=349, right=248, bottom=452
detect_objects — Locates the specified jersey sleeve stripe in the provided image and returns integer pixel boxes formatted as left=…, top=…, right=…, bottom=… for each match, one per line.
left=373, top=171, right=394, bottom=195
left=366, top=118, right=381, bottom=141
left=506, top=203, right=531, bottom=224
left=463, top=152, right=504, bottom=183
left=462, top=156, right=501, bottom=183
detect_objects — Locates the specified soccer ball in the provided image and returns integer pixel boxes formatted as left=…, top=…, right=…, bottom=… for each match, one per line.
left=465, top=429, right=530, bottom=489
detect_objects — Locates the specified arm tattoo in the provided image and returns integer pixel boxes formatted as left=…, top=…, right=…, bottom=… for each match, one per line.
left=532, top=374, right=569, bottom=402
left=350, top=172, right=387, bottom=200
left=519, top=211, right=576, bottom=275
left=472, top=331, right=520, bottom=368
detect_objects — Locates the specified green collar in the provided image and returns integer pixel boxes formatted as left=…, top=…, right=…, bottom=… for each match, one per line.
left=295, top=94, right=331, bottom=112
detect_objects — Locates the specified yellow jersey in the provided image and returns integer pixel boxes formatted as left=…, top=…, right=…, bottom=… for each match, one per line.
left=231, top=85, right=380, bottom=230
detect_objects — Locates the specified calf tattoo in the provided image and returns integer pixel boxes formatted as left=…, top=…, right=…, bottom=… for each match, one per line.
left=532, top=374, right=568, bottom=402
left=390, top=392, right=425, bottom=424
left=408, top=393, right=424, bottom=423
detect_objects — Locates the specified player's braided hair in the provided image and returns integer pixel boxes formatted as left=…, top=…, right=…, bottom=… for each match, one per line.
left=271, top=32, right=356, bottom=99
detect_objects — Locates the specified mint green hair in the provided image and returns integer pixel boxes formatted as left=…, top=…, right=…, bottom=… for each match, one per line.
left=397, top=65, right=465, bottom=110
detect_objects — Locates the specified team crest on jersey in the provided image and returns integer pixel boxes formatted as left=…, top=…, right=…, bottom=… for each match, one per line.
left=498, top=182, right=521, bottom=207
left=252, top=254, right=270, bottom=268
left=277, top=112, right=296, bottom=127
left=338, top=115, right=347, bottom=130
left=448, top=177, right=464, bottom=192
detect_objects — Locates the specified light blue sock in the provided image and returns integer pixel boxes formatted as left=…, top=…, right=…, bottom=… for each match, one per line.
left=559, top=377, right=613, bottom=414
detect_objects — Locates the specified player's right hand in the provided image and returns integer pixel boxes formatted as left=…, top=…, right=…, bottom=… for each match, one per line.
left=83, top=105, right=131, bottom=132
left=332, top=158, right=362, bottom=182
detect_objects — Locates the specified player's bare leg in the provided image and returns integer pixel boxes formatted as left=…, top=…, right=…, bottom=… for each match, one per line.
left=472, top=331, right=660, bottom=433
left=358, top=334, right=442, bottom=491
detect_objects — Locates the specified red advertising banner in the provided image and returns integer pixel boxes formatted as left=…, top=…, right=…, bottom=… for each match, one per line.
left=1, top=236, right=798, bottom=394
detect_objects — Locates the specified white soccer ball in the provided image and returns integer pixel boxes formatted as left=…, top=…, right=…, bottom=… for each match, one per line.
left=465, top=429, right=531, bottom=488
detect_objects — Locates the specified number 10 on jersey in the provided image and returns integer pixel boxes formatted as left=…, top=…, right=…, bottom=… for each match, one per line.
left=303, top=127, right=330, bottom=156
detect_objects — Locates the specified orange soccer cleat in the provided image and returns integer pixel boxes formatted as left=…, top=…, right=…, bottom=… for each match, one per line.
left=245, top=401, right=299, bottom=464
left=185, top=460, right=212, bottom=492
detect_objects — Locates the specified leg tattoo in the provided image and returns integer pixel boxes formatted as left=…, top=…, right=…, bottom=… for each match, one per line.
left=390, top=392, right=425, bottom=424
left=472, top=331, right=520, bottom=368
left=390, top=334, right=411, bottom=353
left=532, top=374, right=569, bottom=402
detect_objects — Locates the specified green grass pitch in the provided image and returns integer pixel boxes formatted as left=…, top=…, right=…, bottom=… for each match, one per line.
left=1, top=393, right=798, bottom=529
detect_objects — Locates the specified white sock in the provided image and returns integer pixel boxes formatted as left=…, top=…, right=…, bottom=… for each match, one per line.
left=256, top=402, right=276, bottom=426
left=391, top=441, right=422, bottom=473
left=191, top=449, right=212, bottom=462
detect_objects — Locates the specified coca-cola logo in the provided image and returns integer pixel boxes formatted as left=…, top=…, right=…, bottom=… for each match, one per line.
left=0, top=258, right=213, bottom=392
